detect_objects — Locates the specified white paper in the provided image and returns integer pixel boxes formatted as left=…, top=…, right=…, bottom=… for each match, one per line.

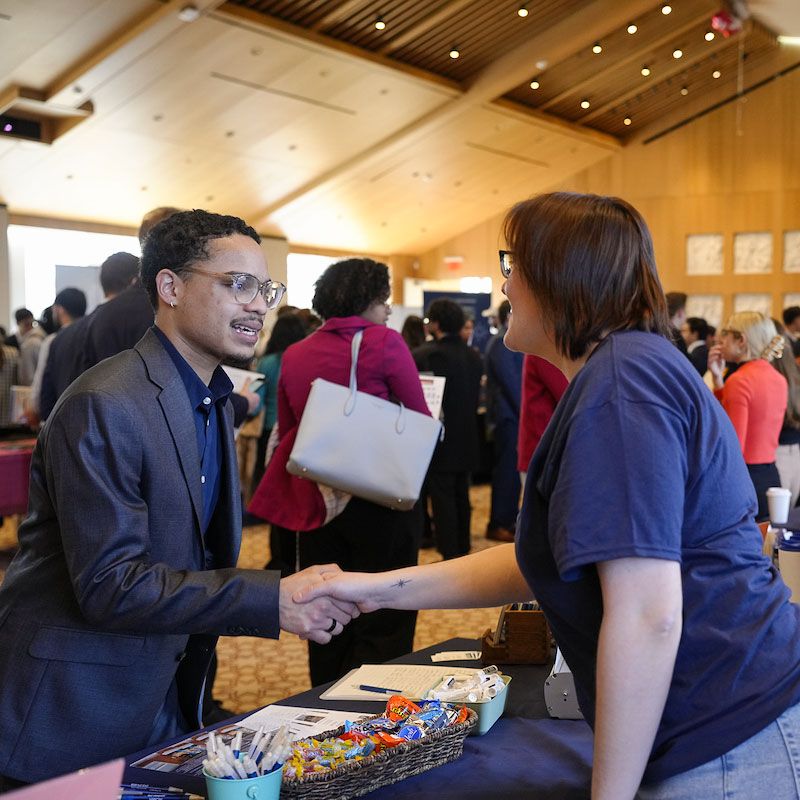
left=238, top=704, right=369, bottom=739
left=319, top=664, right=477, bottom=701
left=430, top=651, right=482, bottom=662
left=419, top=375, right=446, bottom=420
left=222, top=365, right=264, bottom=393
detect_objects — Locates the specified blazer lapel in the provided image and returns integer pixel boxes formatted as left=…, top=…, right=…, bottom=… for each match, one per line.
left=135, top=330, right=204, bottom=537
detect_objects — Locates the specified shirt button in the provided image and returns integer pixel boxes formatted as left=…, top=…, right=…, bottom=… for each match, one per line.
left=201, top=475, right=206, bottom=484
left=203, top=397, right=211, bottom=406
left=206, top=419, right=210, bottom=427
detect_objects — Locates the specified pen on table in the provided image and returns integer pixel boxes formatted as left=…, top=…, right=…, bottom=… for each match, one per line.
left=121, top=787, right=190, bottom=794
left=118, top=794, right=202, bottom=800
left=358, top=684, right=403, bottom=694
left=119, top=791, right=202, bottom=798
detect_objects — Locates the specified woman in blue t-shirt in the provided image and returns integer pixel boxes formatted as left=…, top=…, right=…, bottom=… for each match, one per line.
left=296, top=192, right=800, bottom=799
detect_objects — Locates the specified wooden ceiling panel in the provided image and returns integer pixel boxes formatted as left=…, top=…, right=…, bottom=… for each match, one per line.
left=0, top=0, right=157, bottom=89
left=508, top=0, right=718, bottom=109
left=1, top=0, right=797, bottom=256
left=387, top=0, right=594, bottom=81
left=264, top=104, right=616, bottom=252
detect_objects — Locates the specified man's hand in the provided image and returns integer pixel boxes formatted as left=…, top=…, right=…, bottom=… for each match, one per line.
left=279, top=564, right=360, bottom=644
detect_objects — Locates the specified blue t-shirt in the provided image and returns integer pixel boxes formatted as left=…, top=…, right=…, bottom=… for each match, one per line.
left=516, top=330, right=800, bottom=783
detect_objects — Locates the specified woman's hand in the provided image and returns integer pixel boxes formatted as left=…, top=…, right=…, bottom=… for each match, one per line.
left=293, top=570, right=385, bottom=614
left=707, top=344, right=726, bottom=388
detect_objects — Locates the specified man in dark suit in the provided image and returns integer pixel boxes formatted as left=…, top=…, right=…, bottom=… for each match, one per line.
left=414, top=299, right=483, bottom=560
left=484, top=300, right=523, bottom=542
left=39, top=253, right=139, bottom=421
left=666, top=291, right=689, bottom=355
left=783, top=306, right=800, bottom=358
left=0, top=211, right=356, bottom=789
left=680, top=316, right=710, bottom=376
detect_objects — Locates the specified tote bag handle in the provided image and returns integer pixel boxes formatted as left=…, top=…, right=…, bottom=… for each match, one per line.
left=344, top=330, right=407, bottom=434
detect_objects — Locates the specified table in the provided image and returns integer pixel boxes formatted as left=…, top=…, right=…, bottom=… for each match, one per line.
left=124, top=638, right=593, bottom=799
left=0, top=437, right=35, bottom=517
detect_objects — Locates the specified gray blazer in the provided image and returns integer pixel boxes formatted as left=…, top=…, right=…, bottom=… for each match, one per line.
left=0, top=329, right=279, bottom=782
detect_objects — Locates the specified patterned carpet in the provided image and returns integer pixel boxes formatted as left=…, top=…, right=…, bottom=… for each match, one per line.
left=0, top=485, right=505, bottom=716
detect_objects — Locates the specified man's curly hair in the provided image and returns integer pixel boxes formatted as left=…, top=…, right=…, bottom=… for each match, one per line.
left=139, top=209, right=261, bottom=308
left=312, top=258, right=390, bottom=320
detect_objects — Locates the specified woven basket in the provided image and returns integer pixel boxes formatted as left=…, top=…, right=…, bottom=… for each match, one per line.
left=281, top=708, right=477, bottom=800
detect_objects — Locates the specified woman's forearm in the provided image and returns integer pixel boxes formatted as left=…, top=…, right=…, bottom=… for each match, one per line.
left=591, top=558, right=682, bottom=800
left=372, top=543, right=530, bottom=610
left=296, top=543, right=531, bottom=612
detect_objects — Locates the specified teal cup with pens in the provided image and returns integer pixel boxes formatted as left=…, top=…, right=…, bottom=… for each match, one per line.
left=203, top=765, right=283, bottom=800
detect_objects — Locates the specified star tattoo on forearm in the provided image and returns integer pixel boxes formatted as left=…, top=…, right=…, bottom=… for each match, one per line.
left=391, top=578, right=411, bottom=589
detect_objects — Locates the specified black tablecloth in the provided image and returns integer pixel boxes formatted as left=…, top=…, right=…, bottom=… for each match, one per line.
left=124, top=638, right=593, bottom=798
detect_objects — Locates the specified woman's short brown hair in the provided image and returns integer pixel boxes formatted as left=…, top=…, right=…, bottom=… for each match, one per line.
left=503, top=192, right=670, bottom=359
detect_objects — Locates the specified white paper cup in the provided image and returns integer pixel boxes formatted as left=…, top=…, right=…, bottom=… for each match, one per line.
left=767, top=487, right=792, bottom=526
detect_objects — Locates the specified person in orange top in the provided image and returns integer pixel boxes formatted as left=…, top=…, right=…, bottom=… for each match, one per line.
left=708, top=311, right=787, bottom=521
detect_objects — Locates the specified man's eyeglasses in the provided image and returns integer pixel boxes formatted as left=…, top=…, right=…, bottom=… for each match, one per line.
left=178, top=266, right=286, bottom=308
left=499, top=250, right=513, bottom=278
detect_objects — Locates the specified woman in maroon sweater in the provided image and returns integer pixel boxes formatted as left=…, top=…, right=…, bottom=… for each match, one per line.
left=249, top=258, right=429, bottom=686
left=708, top=311, right=787, bottom=520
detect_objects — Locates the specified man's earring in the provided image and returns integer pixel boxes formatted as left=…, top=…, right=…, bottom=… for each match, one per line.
left=170, top=301, right=176, bottom=308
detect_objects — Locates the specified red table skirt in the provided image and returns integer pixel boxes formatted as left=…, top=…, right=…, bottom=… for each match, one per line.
left=0, top=440, right=35, bottom=516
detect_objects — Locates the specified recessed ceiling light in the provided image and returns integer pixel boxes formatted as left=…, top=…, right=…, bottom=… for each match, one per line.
left=627, top=23, right=638, bottom=34
left=673, top=48, right=683, bottom=58
left=374, top=17, right=386, bottom=30
left=517, top=6, right=528, bottom=17
left=529, top=80, right=540, bottom=89
left=449, top=47, right=460, bottom=59
left=580, top=99, right=591, bottom=109
left=624, top=117, right=632, bottom=125
left=680, top=86, right=689, bottom=95
left=661, top=4, right=672, bottom=14
left=3, top=123, right=11, bottom=132
left=641, top=65, right=651, bottom=76
left=712, top=69, right=721, bottom=78
left=705, top=31, right=715, bottom=41
left=177, top=4, right=200, bottom=22
left=592, top=42, right=602, bottom=54
left=535, top=59, right=548, bottom=70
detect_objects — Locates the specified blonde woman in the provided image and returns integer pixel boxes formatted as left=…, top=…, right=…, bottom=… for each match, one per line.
left=708, top=312, right=787, bottom=520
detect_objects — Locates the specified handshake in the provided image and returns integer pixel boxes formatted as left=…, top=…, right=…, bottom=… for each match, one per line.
left=278, top=564, right=379, bottom=645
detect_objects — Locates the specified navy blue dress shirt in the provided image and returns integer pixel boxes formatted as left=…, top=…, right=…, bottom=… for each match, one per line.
left=153, top=327, right=233, bottom=533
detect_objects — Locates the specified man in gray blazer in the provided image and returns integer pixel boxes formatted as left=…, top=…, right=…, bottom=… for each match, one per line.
left=0, top=210, right=356, bottom=788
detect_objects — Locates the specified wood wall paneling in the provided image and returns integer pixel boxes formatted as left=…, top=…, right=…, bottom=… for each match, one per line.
left=417, top=69, right=800, bottom=322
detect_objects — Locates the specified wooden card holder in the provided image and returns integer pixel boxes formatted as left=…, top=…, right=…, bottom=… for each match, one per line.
left=481, top=604, right=550, bottom=665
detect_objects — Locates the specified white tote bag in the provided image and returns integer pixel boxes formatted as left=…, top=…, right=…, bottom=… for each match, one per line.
left=286, top=330, right=443, bottom=510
